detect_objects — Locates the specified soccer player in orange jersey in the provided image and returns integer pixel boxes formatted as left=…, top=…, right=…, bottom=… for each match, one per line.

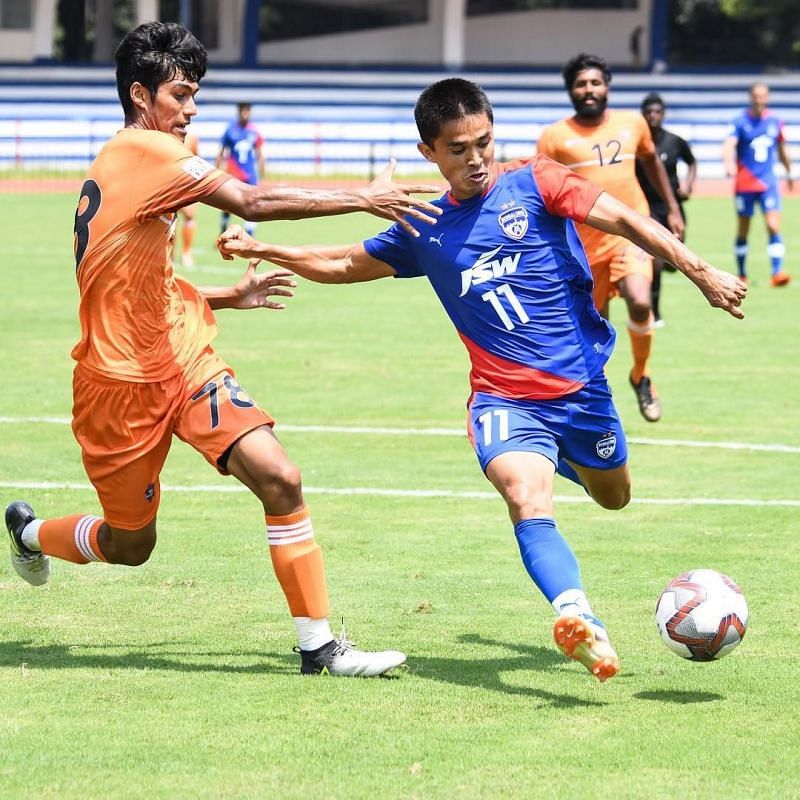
left=537, top=54, right=684, bottom=422
left=3, top=21, right=442, bottom=677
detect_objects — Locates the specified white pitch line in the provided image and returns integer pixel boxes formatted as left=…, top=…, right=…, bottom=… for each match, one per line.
left=1, top=416, right=798, bottom=454
left=0, top=480, right=797, bottom=507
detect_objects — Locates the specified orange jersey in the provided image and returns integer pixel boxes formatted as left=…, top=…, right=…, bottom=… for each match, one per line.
left=71, top=129, right=231, bottom=382
left=537, top=110, right=655, bottom=263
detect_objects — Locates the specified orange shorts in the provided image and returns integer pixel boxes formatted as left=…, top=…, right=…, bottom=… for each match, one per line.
left=72, top=347, right=274, bottom=530
left=591, top=243, right=653, bottom=310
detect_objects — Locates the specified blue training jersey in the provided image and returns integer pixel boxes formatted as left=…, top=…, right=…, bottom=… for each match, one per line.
left=728, top=110, right=785, bottom=193
left=363, top=155, right=615, bottom=401
left=220, top=122, right=263, bottom=184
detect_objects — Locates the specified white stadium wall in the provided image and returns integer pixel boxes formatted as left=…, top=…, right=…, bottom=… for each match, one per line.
left=465, top=8, right=651, bottom=66
left=0, top=31, right=36, bottom=61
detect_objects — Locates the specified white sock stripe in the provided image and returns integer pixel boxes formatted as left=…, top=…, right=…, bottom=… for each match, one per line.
left=266, top=520, right=312, bottom=534
left=767, top=241, right=786, bottom=258
left=75, top=517, right=95, bottom=561
left=74, top=516, right=92, bottom=560
left=75, top=515, right=102, bottom=562
left=626, top=318, right=653, bottom=334
left=268, top=531, right=315, bottom=546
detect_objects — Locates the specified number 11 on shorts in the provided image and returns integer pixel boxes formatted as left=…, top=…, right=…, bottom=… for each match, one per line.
left=478, top=409, right=509, bottom=446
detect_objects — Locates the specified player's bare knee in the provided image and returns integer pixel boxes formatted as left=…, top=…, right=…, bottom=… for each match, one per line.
left=503, top=482, right=553, bottom=519
left=255, top=459, right=303, bottom=507
left=102, top=527, right=157, bottom=566
left=629, top=300, right=652, bottom=321
left=274, top=460, right=302, bottom=494
left=596, top=484, right=631, bottom=510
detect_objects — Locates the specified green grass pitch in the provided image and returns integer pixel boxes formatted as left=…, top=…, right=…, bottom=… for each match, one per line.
left=0, top=192, right=798, bottom=799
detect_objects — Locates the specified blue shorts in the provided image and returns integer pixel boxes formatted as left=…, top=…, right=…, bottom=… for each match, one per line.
left=467, top=374, right=628, bottom=474
left=736, top=187, right=781, bottom=217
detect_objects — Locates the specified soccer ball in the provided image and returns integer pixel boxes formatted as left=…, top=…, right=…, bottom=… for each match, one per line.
left=655, top=569, right=749, bottom=661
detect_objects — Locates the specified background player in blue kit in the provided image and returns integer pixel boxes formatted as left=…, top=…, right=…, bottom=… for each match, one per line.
left=217, top=79, right=746, bottom=682
left=722, top=82, right=794, bottom=286
left=216, top=102, right=265, bottom=237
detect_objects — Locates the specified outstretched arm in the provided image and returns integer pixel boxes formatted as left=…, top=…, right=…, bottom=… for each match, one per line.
left=585, top=192, right=747, bottom=319
left=198, top=264, right=297, bottom=310
left=204, top=158, right=442, bottom=238
left=216, top=225, right=396, bottom=284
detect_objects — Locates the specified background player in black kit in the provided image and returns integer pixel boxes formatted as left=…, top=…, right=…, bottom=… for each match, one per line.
left=636, top=92, right=697, bottom=326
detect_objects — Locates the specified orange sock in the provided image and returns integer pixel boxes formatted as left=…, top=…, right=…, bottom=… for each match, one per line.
left=627, top=316, right=654, bottom=384
left=182, top=218, right=196, bottom=254
left=267, top=507, right=330, bottom=619
left=39, top=514, right=108, bottom=564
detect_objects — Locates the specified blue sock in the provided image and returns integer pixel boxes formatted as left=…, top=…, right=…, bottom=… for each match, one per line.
left=245, top=222, right=256, bottom=236
left=735, top=238, right=748, bottom=277
left=767, top=233, right=784, bottom=275
left=220, top=213, right=230, bottom=234
left=514, top=518, right=583, bottom=604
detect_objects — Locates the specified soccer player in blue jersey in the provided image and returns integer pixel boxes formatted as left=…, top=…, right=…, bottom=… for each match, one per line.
left=217, top=79, right=746, bottom=682
left=216, top=102, right=265, bottom=237
left=722, top=83, right=794, bottom=286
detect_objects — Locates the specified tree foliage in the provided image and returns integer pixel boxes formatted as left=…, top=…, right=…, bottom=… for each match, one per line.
left=670, top=0, right=800, bottom=67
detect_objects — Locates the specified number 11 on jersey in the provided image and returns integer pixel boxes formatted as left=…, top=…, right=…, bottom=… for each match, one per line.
left=481, top=283, right=530, bottom=331
left=478, top=409, right=509, bottom=446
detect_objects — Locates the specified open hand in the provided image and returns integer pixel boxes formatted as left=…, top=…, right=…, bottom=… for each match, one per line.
left=361, top=158, right=443, bottom=237
left=228, top=259, right=296, bottom=310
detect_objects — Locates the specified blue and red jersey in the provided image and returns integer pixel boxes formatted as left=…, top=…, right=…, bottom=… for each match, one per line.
left=728, top=110, right=785, bottom=193
left=363, top=155, right=615, bottom=401
left=220, top=122, right=263, bottom=184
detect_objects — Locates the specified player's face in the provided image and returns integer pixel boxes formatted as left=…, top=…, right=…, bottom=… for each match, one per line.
left=569, top=68, right=609, bottom=119
left=417, top=113, right=495, bottom=201
left=643, top=103, right=664, bottom=129
left=749, top=85, right=769, bottom=116
left=131, top=75, right=199, bottom=142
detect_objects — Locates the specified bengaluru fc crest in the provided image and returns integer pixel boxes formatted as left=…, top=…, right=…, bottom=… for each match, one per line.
left=498, top=206, right=529, bottom=240
left=596, top=433, right=617, bottom=459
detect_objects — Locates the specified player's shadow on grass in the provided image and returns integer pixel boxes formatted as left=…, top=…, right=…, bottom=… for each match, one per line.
left=0, top=639, right=284, bottom=676
left=0, top=635, right=608, bottom=707
left=400, top=633, right=611, bottom=708
left=634, top=689, right=724, bottom=704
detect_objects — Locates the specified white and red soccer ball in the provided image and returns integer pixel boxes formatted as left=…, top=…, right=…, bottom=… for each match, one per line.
left=655, top=569, right=749, bottom=661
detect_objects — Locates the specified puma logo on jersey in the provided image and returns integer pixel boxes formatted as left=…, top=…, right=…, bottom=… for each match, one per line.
left=429, top=233, right=444, bottom=246
left=459, top=244, right=521, bottom=296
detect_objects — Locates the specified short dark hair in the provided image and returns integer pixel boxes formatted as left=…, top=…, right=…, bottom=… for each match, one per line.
left=414, top=78, right=494, bottom=146
left=114, top=22, right=207, bottom=120
left=562, top=53, right=612, bottom=90
left=641, top=92, right=665, bottom=111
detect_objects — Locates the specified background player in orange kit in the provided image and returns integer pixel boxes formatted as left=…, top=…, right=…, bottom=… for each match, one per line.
left=537, top=54, right=683, bottom=423
left=4, top=21, right=442, bottom=677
